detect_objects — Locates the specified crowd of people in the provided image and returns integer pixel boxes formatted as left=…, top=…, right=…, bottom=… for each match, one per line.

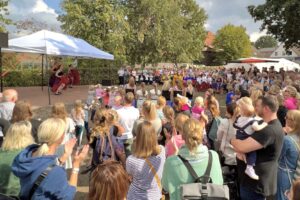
left=0, top=65, right=300, bottom=200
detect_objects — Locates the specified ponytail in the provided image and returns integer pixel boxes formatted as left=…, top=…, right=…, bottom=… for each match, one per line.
left=35, top=143, right=50, bottom=157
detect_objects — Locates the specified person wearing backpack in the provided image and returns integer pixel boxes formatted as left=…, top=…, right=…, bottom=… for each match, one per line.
left=88, top=109, right=117, bottom=168
left=162, top=118, right=223, bottom=200
left=277, top=110, right=300, bottom=200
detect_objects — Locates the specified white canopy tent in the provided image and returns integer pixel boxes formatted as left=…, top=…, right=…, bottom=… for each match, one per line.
left=1, top=30, right=114, bottom=104
left=3, top=30, right=114, bottom=60
left=225, top=57, right=300, bottom=72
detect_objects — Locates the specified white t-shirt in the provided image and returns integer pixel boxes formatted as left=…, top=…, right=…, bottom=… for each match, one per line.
left=118, top=69, right=124, bottom=76
left=117, top=106, right=140, bottom=139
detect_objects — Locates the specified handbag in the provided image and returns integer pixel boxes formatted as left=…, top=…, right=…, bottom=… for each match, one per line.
left=178, top=151, right=230, bottom=200
left=145, top=158, right=165, bottom=200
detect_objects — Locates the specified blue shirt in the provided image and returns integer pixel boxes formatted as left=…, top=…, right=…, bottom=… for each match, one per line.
left=226, top=91, right=234, bottom=105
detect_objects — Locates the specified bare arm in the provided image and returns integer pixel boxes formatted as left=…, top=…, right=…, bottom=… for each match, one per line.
left=230, top=137, right=263, bottom=154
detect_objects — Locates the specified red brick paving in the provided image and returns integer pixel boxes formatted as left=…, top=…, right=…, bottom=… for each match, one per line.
left=4, top=85, right=89, bottom=108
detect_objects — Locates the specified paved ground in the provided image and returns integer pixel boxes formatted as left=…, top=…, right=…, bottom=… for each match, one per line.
left=4, top=85, right=90, bottom=108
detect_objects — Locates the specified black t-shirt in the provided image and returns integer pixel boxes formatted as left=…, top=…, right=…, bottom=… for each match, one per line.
left=237, top=119, right=284, bottom=196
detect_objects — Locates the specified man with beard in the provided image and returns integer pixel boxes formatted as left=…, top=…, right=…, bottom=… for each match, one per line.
left=231, top=96, right=284, bottom=200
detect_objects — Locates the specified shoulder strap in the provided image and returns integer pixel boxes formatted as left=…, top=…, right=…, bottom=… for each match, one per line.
left=145, top=158, right=162, bottom=190
left=178, top=151, right=212, bottom=184
left=28, top=164, right=56, bottom=199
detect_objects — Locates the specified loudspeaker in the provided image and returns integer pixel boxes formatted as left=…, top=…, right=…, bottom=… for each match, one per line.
left=102, top=79, right=112, bottom=86
left=0, top=33, right=8, bottom=48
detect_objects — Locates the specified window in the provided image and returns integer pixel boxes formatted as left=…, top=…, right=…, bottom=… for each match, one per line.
left=286, top=50, right=292, bottom=56
left=275, top=52, right=278, bottom=56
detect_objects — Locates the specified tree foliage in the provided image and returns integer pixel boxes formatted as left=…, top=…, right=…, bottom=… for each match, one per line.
left=59, top=0, right=129, bottom=64
left=254, top=35, right=277, bottom=49
left=125, top=0, right=207, bottom=65
left=0, top=0, right=12, bottom=32
left=248, top=0, right=300, bottom=49
left=214, top=24, right=252, bottom=64
left=59, top=0, right=207, bottom=66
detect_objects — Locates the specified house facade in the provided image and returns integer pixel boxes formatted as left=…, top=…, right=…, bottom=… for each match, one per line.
left=270, top=44, right=300, bottom=63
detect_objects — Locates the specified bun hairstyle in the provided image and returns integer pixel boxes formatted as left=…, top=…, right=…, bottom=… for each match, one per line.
left=35, top=118, right=66, bottom=156
left=182, top=119, right=203, bottom=153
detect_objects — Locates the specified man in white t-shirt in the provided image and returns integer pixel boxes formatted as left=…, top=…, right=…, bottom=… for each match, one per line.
left=117, top=92, right=140, bottom=156
left=118, top=68, right=125, bottom=85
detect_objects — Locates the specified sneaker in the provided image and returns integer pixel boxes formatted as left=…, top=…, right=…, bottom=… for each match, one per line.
left=245, top=167, right=259, bottom=180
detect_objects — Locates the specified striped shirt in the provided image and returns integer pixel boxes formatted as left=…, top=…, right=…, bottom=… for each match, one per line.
left=126, top=146, right=166, bottom=200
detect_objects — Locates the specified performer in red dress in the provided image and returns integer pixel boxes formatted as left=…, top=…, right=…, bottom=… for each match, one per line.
left=67, top=64, right=80, bottom=88
left=51, top=65, right=69, bottom=95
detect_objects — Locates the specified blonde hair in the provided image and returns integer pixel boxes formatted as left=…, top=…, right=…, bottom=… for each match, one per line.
left=11, top=101, right=33, bottom=123
left=35, top=118, right=66, bottom=156
left=237, top=97, right=255, bottom=117
left=250, top=89, right=263, bottom=105
left=163, top=106, right=175, bottom=127
left=175, top=114, right=189, bottom=133
left=2, top=121, right=34, bottom=151
left=132, top=121, right=160, bottom=158
left=157, top=96, right=166, bottom=109
left=52, top=102, right=68, bottom=120
left=106, top=109, right=119, bottom=126
left=74, top=100, right=83, bottom=116
left=286, top=110, right=300, bottom=137
left=285, top=86, right=298, bottom=98
left=182, top=119, right=203, bottom=153
left=142, top=100, right=157, bottom=121
left=194, top=96, right=204, bottom=107
left=90, top=109, right=110, bottom=143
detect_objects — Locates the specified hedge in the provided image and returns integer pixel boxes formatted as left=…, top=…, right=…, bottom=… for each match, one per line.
left=2, top=67, right=119, bottom=87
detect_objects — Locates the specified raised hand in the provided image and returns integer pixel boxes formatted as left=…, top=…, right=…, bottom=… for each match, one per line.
left=73, top=145, right=89, bottom=166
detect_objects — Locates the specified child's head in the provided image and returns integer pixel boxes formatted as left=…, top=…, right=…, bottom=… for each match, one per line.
left=236, top=97, right=255, bottom=117
left=114, top=96, right=122, bottom=107
left=163, top=105, right=175, bottom=122
left=175, top=114, right=189, bottom=134
left=194, top=96, right=204, bottom=107
left=74, top=100, right=83, bottom=110
left=157, top=96, right=166, bottom=109
left=227, top=84, right=233, bottom=92
left=106, top=109, right=119, bottom=126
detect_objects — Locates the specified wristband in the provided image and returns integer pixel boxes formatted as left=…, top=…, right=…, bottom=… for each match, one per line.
left=72, top=167, right=80, bottom=174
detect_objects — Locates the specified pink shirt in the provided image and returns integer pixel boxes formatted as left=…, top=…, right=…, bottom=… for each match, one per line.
left=165, top=135, right=185, bottom=157
left=284, top=97, right=298, bottom=110
left=191, top=106, right=204, bottom=120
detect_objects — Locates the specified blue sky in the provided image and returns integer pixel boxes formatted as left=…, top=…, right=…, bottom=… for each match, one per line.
left=7, top=0, right=267, bottom=41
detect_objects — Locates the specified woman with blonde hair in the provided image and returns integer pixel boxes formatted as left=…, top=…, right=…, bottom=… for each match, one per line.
left=88, top=160, right=130, bottom=200
left=184, top=79, right=194, bottom=101
left=132, top=100, right=162, bottom=136
left=125, top=76, right=136, bottom=95
left=88, top=109, right=116, bottom=168
left=156, top=96, right=166, bottom=120
left=71, top=100, right=85, bottom=146
left=11, top=118, right=89, bottom=199
left=162, top=119, right=223, bottom=200
left=250, top=89, right=263, bottom=105
left=126, top=121, right=166, bottom=200
left=277, top=110, right=300, bottom=200
left=0, top=121, right=34, bottom=196
left=283, top=86, right=298, bottom=110
left=52, top=102, right=75, bottom=169
left=11, top=100, right=41, bottom=142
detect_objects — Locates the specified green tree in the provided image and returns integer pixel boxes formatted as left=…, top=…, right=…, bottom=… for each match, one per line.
left=214, top=24, right=252, bottom=64
left=59, top=0, right=129, bottom=64
left=125, top=0, right=207, bottom=65
left=0, top=0, right=12, bottom=32
left=248, top=0, right=300, bottom=49
left=254, top=35, right=277, bottom=49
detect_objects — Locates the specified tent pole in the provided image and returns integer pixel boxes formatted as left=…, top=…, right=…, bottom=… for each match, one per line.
left=41, top=54, right=44, bottom=91
left=46, top=55, right=51, bottom=105
left=0, top=47, right=3, bottom=92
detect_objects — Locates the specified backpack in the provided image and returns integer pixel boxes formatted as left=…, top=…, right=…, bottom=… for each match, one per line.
left=208, top=117, right=221, bottom=149
left=178, top=151, right=230, bottom=200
